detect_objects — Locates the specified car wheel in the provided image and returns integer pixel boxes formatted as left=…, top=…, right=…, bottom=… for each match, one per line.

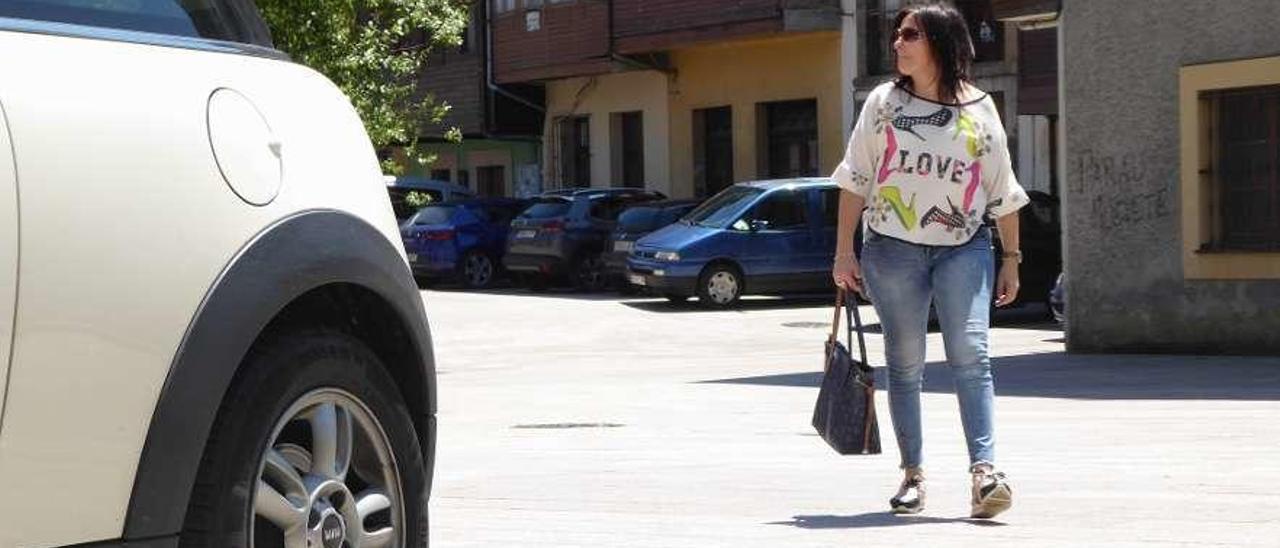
left=459, top=250, right=495, bottom=289
left=181, top=329, right=428, bottom=548
left=573, top=254, right=605, bottom=292
left=697, top=263, right=742, bottom=308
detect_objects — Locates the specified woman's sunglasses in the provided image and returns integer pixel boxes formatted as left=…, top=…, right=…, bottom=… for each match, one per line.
left=894, top=27, right=924, bottom=43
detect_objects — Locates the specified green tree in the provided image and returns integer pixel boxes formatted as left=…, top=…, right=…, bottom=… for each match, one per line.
left=256, top=0, right=471, bottom=174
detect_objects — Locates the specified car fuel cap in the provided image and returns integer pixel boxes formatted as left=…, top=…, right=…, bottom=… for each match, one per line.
left=206, top=88, right=282, bottom=206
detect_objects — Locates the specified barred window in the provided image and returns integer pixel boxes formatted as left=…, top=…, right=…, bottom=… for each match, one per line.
left=1203, top=85, right=1280, bottom=251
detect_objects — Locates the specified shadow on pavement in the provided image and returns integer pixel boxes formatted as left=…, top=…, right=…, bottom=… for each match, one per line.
left=698, top=352, right=1280, bottom=401
left=426, top=286, right=639, bottom=302
left=622, top=294, right=833, bottom=313
left=768, top=513, right=1005, bottom=529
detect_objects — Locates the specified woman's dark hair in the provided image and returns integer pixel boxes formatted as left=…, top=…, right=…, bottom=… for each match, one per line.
left=893, top=2, right=976, bottom=104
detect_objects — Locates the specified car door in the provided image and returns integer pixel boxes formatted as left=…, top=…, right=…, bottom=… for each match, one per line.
left=808, top=187, right=842, bottom=290
left=0, top=3, right=307, bottom=545
left=0, top=100, right=15, bottom=420
left=735, top=189, right=813, bottom=292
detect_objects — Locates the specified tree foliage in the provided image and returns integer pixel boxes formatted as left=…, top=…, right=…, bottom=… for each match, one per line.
left=256, top=0, right=471, bottom=173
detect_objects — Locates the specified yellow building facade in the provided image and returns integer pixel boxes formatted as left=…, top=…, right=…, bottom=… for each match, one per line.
left=542, top=32, right=844, bottom=199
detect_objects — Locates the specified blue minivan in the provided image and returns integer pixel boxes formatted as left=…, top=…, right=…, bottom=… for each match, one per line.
left=627, top=178, right=853, bottom=307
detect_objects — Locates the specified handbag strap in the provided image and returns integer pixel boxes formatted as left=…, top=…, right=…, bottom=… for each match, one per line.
left=828, top=289, right=869, bottom=367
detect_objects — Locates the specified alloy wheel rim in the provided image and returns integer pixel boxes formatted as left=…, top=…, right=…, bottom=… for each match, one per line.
left=250, top=388, right=403, bottom=548
left=466, top=254, right=492, bottom=286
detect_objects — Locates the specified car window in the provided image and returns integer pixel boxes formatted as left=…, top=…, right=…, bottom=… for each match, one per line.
left=618, top=207, right=660, bottom=231
left=742, top=190, right=808, bottom=231
left=819, top=188, right=840, bottom=229
left=409, top=205, right=457, bottom=226
left=518, top=199, right=571, bottom=219
left=685, top=186, right=765, bottom=228
left=590, top=198, right=629, bottom=222
left=1, top=0, right=273, bottom=47
left=658, top=205, right=695, bottom=227
left=480, top=205, right=516, bottom=225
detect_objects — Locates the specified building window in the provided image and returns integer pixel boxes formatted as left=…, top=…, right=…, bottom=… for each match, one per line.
left=555, top=115, right=591, bottom=188
left=865, top=0, right=1004, bottom=76
left=477, top=165, right=505, bottom=197
left=1204, top=86, right=1280, bottom=251
left=611, top=111, right=645, bottom=189
left=492, top=0, right=516, bottom=15
left=457, top=169, right=470, bottom=189
left=693, top=106, right=734, bottom=198
left=525, top=0, right=543, bottom=7
left=759, top=99, right=818, bottom=179
left=1179, top=56, right=1280, bottom=279
left=430, top=169, right=452, bottom=182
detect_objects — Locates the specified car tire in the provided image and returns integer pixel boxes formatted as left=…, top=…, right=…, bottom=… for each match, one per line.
left=458, top=249, right=496, bottom=290
left=573, top=253, right=605, bottom=293
left=697, top=263, right=742, bottom=308
left=180, top=329, right=428, bottom=548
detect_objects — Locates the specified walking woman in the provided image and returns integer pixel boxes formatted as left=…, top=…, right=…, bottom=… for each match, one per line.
left=830, top=2, right=1027, bottom=519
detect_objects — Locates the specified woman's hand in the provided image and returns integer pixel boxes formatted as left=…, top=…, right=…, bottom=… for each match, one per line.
left=994, top=261, right=1020, bottom=307
left=832, top=254, right=865, bottom=297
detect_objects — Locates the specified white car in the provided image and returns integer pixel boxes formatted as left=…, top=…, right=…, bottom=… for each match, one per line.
left=0, top=2, right=436, bottom=547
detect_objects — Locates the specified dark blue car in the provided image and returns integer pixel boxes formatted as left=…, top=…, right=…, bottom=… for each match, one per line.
left=401, top=198, right=531, bottom=289
left=627, top=178, right=848, bottom=307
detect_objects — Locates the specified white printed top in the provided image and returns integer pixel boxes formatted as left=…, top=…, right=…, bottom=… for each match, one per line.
left=832, top=81, right=1029, bottom=245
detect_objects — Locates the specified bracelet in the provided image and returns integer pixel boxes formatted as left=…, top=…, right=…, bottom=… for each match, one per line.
left=1001, top=250, right=1022, bottom=264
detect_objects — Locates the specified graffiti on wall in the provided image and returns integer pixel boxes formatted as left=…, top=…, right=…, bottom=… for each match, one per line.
left=1072, top=149, right=1172, bottom=232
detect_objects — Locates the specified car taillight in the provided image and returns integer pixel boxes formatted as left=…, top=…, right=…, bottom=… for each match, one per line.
left=421, top=229, right=455, bottom=241
left=541, top=220, right=565, bottom=233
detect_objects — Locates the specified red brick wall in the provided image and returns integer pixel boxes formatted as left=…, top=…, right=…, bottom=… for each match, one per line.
left=613, top=0, right=779, bottom=38
left=492, top=1, right=610, bottom=84
left=612, top=0, right=785, bottom=53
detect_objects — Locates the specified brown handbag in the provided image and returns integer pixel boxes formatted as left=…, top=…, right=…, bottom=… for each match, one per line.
left=811, top=289, right=882, bottom=455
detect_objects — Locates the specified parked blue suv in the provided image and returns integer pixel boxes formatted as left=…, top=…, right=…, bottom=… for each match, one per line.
left=627, top=178, right=851, bottom=307
left=505, top=188, right=666, bottom=290
left=401, top=198, right=531, bottom=288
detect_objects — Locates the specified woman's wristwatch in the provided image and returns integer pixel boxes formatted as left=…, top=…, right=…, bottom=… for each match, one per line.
left=1001, top=250, right=1023, bottom=264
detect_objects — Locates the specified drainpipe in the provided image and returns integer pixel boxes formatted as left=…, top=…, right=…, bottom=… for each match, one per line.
left=483, top=1, right=547, bottom=196
left=484, top=0, right=545, bottom=122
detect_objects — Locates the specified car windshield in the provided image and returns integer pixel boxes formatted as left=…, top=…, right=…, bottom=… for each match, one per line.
left=518, top=199, right=571, bottom=219
left=683, top=186, right=764, bottom=228
left=408, top=205, right=457, bottom=226
left=1, top=0, right=274, bottom=47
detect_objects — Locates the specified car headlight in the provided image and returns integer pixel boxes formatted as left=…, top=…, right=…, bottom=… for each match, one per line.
left=654, top=251, right=681, bottom=262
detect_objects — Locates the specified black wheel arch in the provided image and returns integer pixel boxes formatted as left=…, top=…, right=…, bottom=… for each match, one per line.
left=122, top=210, right=436, bottom=541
